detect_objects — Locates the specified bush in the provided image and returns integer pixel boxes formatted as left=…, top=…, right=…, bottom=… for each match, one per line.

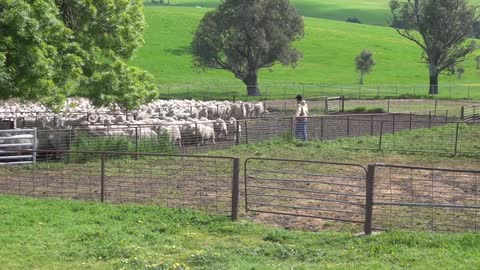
left=346, top=18, right=361, bottom=24
left=367, top=108, right=386, bottom=113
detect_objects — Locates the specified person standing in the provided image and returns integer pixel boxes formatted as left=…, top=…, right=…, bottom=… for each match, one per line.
left=294, top=95, right=308, bottom=141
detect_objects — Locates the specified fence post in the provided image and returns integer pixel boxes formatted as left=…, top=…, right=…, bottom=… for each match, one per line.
left=346, top=116, right=350, bottom=137
left=428, top=110, right=432, bottom=128
left=290, top=117, right=294, bottom=141
left=324, top=97, right=329, bottom=114
left=364, top=164, right=375, bottom=235
left=454, top=122, right=460, bottom=156
left=32, top=128, right=37, bottom=164
left=445, top=110, right=449, bottom=122
left=461, top=106, right=465, bottom=121
left=378, top=121, right=384, bottom=150
left=320, top=116, right=324, bottom=140
left=231, top=158, right=240, bottom=221
left=387, top=99, right=391, bottom=113
left=244, top=120, right=249, bottom=144
left=135, top=127, right=139, bottom=160
left=101, top=153, right=106, bottom=203
left=195, top=122, right=199, bottom=149
left=341, top=96, right=345, bottom=112
left=370, top=115, right=374, bottom=136
left=235, top=121, right=240, bottom=145
left=409, top=113, right=413, bottom=130
left=392, top=114, right=396, bottom=134
left=434, top=99, right=438, bottom=116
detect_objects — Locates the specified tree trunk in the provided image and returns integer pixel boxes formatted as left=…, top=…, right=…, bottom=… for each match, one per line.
left=359, top=73, right=364, bottom=85
left=429, top=74, right=439, bottom=95
left=428, top=63, right=439, bottom=95
left=242, top=72, right=261, bottom=96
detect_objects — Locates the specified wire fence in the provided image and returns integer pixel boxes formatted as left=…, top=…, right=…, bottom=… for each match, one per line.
left=1, top=151, right=479, bottom=234
left=0, top=150, right=240, bottom=218
left=4, top=111, right=477, bottom=160
left=158, top=84, right=480, bottom=101
left=373, top=164, right=480, bottom=232
left=244, top=160, right=480, bottom=234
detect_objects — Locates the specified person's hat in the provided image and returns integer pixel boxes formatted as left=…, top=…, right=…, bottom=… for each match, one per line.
left=296, top=95, right=303, bottom=101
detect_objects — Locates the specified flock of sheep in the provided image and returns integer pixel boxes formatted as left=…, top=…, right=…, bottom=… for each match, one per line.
left=0, top=98, right=270, bottom=148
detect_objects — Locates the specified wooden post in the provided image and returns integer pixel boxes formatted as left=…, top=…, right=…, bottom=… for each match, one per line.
left=231, top=158, right=240, bottom=221
left=364, top=164, right=375, bottom=235
left=378, top=121, right=384, bottom=150
left=428, top=110, right=432, bottom=128
left=454, top=122, right=460, bottom=156
left=100, top=154, right=106, bottom=203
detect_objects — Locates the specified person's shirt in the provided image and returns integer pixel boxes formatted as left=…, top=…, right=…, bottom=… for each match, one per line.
left=295, top=100, right=308, bottom=119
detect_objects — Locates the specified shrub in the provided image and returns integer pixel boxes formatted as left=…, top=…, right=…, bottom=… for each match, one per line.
left=346, top=17, right=361, bottom=24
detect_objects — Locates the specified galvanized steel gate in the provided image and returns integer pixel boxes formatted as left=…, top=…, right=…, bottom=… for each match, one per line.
left=244, top=158, right=368, bottom=226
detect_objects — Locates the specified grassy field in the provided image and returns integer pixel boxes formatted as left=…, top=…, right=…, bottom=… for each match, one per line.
left=144, top=0, right=480, bottom=26
left=131, top=6, right=480, bottom=100
left=2, top=195, right=480, bottom=269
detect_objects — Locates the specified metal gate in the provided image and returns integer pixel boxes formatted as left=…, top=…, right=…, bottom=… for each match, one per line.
left=0, top=129, right=37, bottom=165
left=245, top=158, right=368, bottom=224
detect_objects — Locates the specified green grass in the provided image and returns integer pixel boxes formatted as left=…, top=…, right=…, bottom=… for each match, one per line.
left=2, top=195, right=480, bottom=269
left=70, top=133, right=177, bottom=162
left=131, top=6, right=480, bottom=100
left=208, top=125, right=480, bottom=168
left=144, top=0, right=480, bottom=26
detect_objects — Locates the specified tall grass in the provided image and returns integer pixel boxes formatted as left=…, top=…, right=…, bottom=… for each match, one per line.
left=70, top=133, right=177, bottom=162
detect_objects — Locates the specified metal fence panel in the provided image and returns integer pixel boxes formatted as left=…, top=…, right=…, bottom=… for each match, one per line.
left=0, top=150, right=236, bottom=217
left=372, top=164, right=480, bottom=232
left=244, top=158, right=368, bottom=224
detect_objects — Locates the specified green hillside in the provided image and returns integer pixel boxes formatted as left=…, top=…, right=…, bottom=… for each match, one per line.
left=144, top=0, right=480, bottom=26
left=130, top=6, right=480, bottom=97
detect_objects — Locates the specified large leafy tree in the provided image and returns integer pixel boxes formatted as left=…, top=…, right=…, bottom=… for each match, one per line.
left=389, top=0, right=478, bottom=95
left=191, top=0, right=304, bottom=96
left=0, top=0, right=157, bottom=110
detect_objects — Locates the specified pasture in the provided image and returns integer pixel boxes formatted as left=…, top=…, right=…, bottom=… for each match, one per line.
left=144, top=0, right=480, bottom=26
left=3, top=195, right=480, bottom=269
left=130, top=5, right=480, bottom=99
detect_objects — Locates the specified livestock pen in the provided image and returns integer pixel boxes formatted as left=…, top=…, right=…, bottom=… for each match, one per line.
left=15, top=111, right=479, bottom=159
left=1, top=149, right=479, bottom=234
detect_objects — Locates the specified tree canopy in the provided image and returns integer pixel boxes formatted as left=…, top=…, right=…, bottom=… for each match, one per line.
left=389, top=0, right=478, bottom=95
left=0, top=0, right=157, bottom=110
left=191, top=0, right=304, bottom=96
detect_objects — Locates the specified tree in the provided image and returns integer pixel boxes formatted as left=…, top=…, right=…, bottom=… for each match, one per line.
left=0, top=0, right=158, bottom=110
left=472, top=21, right=480, bottom=38
left=355, top=50, right=375, bottom=85
left=476, top=56, right=480, bottom=69
left=457, top=66, right=465, bottom=80
left=191, top=0, right=304, bottom=96
left=390, top=0, right=478, bottom=95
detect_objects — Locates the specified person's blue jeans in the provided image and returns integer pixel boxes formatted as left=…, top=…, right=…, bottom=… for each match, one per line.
left=295, top=120, right=307, bottom=141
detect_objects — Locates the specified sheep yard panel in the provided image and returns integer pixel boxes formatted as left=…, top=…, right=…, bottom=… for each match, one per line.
left=372, top=164, right=480, bottom=232
left=244, top=158, right=368, bottom=225
left=0, top=151, right=237, bottom=217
